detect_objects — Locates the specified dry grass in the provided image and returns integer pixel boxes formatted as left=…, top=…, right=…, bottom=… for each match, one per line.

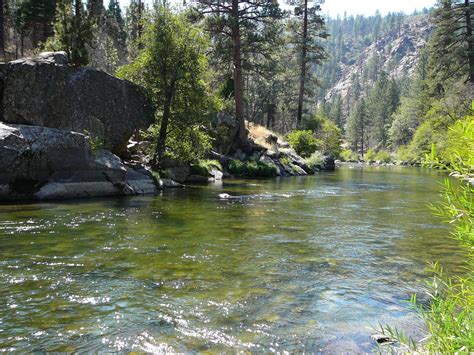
left=246, top=121, right=285, bottom=150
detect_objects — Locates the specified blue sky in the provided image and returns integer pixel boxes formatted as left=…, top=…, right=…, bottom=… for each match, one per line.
left=117, top=0, right=437, bottom=16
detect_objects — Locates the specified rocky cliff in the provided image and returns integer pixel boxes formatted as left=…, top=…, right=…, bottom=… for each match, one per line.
left=325, top=14, right=433, bottom=106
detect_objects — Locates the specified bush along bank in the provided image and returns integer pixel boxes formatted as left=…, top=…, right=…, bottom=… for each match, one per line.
left=148, top=122, right=336, bottom=184
left=377, top=116, right=473, bottom=353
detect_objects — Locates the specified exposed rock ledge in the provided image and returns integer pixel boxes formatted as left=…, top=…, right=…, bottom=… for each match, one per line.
left=0, top=123, right=158, bottom=200
left=0, top=52, right=154, bottom=155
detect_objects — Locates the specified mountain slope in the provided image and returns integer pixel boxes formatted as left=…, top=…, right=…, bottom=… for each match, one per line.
left=325, top=14, right=433, bottom=104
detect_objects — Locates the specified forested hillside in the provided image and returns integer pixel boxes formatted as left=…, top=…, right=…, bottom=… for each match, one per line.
left=320, top=12, right=432, bottom=117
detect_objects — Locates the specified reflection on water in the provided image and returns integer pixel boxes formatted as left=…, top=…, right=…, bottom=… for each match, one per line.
left=0, top=166, right=467, bottom=352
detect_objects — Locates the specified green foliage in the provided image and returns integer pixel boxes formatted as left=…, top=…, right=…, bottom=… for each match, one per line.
left=411, top=264, right=474, bottom=353
left=44, top=0, right=92, bottom=67
left=374, top=150, right=391, bottom=163
left=346, top=99, right=368, bottom=154
left=426, top=0, right=471, bottom=90
left=416, top=114, right=474, bottom=353
left=305, top=151, right=324, bottom=170
left=286, top=130, right=321, bottom=158
left=339, top=149, right=359, bottom=162
left=320, top=119, right=342, bottom=157
left=364, top=148, right=375, bottom=162
left=304, top=110, right=342, bottom=156
left=366, top=71, right=400, bottom=149
left=190, top=159, right=222, bottom=176
left=83, top=130, right=104, bottom=152
left=380, top=110, right=474, bottom=354
left=395, top=145, right=417, bottom=163
left=437, top=117, right=474, bottom=171
left=144, top=124, right=213, bottom=165
left=14, top=0, right=56, bottom=45
left=117, top=6, right=219, bottom=164
left=280, top=156, right=291, bottom=166
left=426, top=117, right=473, bottom=246
left=226, top=159, right=278, bottom=178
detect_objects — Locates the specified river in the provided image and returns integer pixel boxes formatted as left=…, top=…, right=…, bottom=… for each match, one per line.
left=0, top=166, right=467, bottom=352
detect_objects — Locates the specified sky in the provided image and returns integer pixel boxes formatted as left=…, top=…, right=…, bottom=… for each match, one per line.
left=117, top=0, right=437, bottom=17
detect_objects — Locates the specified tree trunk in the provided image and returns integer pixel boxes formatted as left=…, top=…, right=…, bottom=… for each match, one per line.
left=297, top=0, right=308, bottom=127
left=231, top=0, right=247, bottom=145
left=0, top=0, right=4, bottom=60
left=137, top=0, right=143, bottom=48
left=155, top=89, right=173, bottom=167
left=465, top=0, right=474, bottom=83
left=267, top=103, right=276, bottom=129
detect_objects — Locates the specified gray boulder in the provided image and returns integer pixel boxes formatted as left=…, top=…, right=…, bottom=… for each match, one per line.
left=167, top=166, right=190, bottom=184
left=320, top=155, right=336, bottom=171
left=0, top=52, right=154, bottom=155
left=0, top=123, right=157, bottom=200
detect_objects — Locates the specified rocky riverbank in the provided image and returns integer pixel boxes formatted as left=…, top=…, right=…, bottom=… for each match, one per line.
left=0, top=52, right=158, bottom=201
left=0, top=52, right=333, bottom=201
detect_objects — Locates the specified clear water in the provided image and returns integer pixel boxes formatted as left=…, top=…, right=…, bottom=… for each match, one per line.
left=0, top=166, right=467, bottom=352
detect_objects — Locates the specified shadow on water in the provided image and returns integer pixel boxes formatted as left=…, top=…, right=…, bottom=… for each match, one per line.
left=0, top=166, right=467, bottom=352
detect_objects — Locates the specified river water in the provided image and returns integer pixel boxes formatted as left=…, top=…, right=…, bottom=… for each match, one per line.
left=0, top=166, right=467, bottom=352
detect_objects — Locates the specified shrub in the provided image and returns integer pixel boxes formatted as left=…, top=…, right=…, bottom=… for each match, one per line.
left=417, top=115, right=474, bottom=353
left=437, top=118, right=474, bottom=170
left=144, top=124, right=213, bottom=165
left=396, top=145, right=417, bottom=163
left=305, top=151, right=324, bottom=170
left=286, top=130, right=321, bottom=158
left=364, top=148, right=376, bottom=162
left=280, top=156, right=291, bottom=166
left=190, top=159, right=222, bottom=176
left=84, top=130, right=104, bottom=153
left=226, top=159, right=278, bottom=178
left=374, top=150, right=392, bottom=163
left=304, top=111, right=342, bottom=157
left=339, top=149, right=359, bottom=162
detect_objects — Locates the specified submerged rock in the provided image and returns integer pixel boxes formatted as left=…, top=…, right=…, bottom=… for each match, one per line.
left=0, top=123, right=157, bottom=200
left=0, top=52, right=154, bottom=155
left=159, top=178, right=184, bottom=189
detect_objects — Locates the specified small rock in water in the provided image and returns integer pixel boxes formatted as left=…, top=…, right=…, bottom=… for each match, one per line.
left=218, top=193, right=233, bottom=199
left=218, top=193, right=243, bottom=199
left=371, top=334, right=393, bottom=345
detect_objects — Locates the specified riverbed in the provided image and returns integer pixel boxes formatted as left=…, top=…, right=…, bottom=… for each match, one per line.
left=0, top=166, right=467, bottom=352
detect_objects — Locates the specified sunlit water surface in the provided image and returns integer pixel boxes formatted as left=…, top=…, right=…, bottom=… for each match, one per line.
left=0, top=166, right=467, bottom=352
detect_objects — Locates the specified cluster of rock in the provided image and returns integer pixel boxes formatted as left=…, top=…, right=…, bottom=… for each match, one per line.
left=0, top=52, right=157, bottom=200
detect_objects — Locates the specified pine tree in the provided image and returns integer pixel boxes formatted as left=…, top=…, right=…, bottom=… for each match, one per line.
left=290, top=0, right=328, bottom=126
left=45, top=0, right=92, bottom=66
left=87, top=0, right=104, bottom=23
left=196, top=0, right=282, bottom=146
left=389, top=47, right=431, bottom=147
left=15, top=0, right=56, bottom=48
left=329, top=94, right=343, bottom=129
left=125, top=0, right=144, bottom=60
left=347, top=99, right=368, bottom=155
left=428, top=0, right=474, bottom=87
left=107, top=0, right=124, bottom=33
left=367, top=71, right=400, bottom=149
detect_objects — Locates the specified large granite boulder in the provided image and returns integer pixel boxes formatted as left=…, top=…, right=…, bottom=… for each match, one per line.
left=0, top=52, right=154, bottom=155
left=0, top=123, right=157, bottom=200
